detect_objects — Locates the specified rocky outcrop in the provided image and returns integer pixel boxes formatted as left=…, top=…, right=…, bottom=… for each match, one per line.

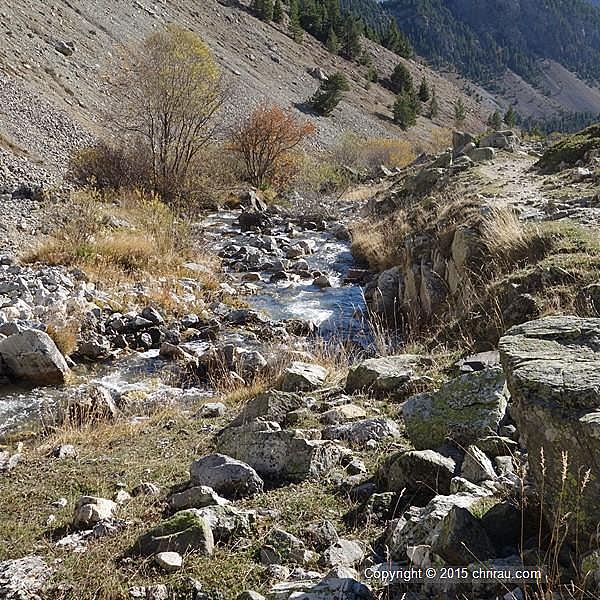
left=189, top=454, right=264, bottom=498
left=402, top=368, right=508, bottom=450
left=499, top=315, right=600, bottom=544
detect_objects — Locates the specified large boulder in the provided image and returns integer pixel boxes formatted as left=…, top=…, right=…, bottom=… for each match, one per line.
left=73, top=496, right=117, bottom=529
left=189, top=454, right=264, bottom=498
left=402, top=368, right=508, bottom=450
left=383, top=450, right=457, bottom=500
left=345, top=355, right=428, bottom=396
left=322, top=418, right=402, bottom=445
left=217, top=421, right=344, bottom=482
left=499, top=316, right=600, bottom=544
left=186, top=505, right=255, bottom=542
left=133, top=511, right=214, bottom=556
left=279, top=362, right=328, bottom=392
left=479, top=130, right=519, bottom=151
left=0, top=329, right=70, bottom=384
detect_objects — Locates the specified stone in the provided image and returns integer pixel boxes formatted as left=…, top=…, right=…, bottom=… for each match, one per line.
left=305, top=520, right=339, bottom=551
left=456, top=350, right=500, bottom=374
left=322, top=418, right=402, bottom=445
left=313, top=275, right=332, bottom=288
left=498, top=316, right=600, bottom=544
left=0, top=329, right=69, bottom=384
left=481, top=501, right=522, bottom=552
left=461, top=445, right=497, bottom=483
left=467, top=147, right=495, bottom=162
left=432, top=506, right=496, bottom=565
left=168, top=486, right=229, bottom=511
left=198, top=402, right=226, bottom=418
left=321, top=404, right=367, bottom=425
left=51, top=444, right=77, bottom=459
left=133, top=511, right=214, bottom=556
left=384, top=449, right=457, bottom=500
left=402, top=368, right=508, bottom=450
left=186, top=505, right=255, bottom=542
left=73, top=496, right=116, bottom=529
left=319, top=539, right=364, bottom=568
left=480, top=130, right=519, bottom=151
left=382, top=493, right=487, bottom=561
left=217, top=421, right=344, bottom=482
left=474, top=435, right=518, bottom=457
left=0, top=556, right=52, bottom=599
left=345, top=354, right=427, bottom=396
left=68, top=385, right=119, bottom=424
left=452, top=131, right=476, bottom=154
left=189, top=453, right=264, bottom=498
left=155, top=551, right=182, bottom=573
left=229, top=390, right=309, bottom=426
left=279, top=362, right=328, bottom=392
left=366, top=266, right=403, bottom=320
left=237, top=592, right=266, bottom=600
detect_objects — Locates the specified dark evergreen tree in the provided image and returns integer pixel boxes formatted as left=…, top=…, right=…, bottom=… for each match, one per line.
left=326, top=27, right=340, bottom=53
left=367, top=66, right=378, bottom=82
left=487, top=110, right=502, bottom=130
left=393, top=89, right=419, bottom=130
left=273, top=0, right=284, bottom=23
left=310, top=72, right=350, bottom=115
left=454, top=97, right=466, bottom=124
left=418, top=77, right=430, bottom=102
left=505, top=105, right=517, bottom=128
left=252, top=0, right=274, bottom=21
left=390, top=62, right=413, bottom=94
left=289, top=0, right=304, bottom=41
left=340, top=15, right=362, bottom=59
left=384, top=18, right=412, bottom=58
left=429, top=87, right=439, bottom=118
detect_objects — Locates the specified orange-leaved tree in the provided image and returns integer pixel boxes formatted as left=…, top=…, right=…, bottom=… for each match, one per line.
left=230, top=104, right=315, bottom=189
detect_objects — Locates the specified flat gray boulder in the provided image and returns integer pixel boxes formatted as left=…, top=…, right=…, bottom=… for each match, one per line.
left=322, top=418, right=402, bottom=445
left=0, top=329, right=70, bottom=384
left=189, top=453, right=264, bottom=498
left=279, top=362, right=328, bottom=392
left=402, top=368, right=508, bottom=450
left=229, top=390, right=309, bottom=427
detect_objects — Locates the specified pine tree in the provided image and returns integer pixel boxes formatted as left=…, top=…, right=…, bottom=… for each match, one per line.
left=252, top=0, right=273, bottom=21
left=340, top=15, right=362, bottom=60
left=418, top=77, right=430, bottom=102
left=384, top=19, right=412, bottom=58
left=289, top=0, right=303, bottom=42
left=326, top=27, right=340, bottom=54
left=487, top=110, right=502, bottom=130
left=310, top=72, right=350, bottom=116
left=505, top=105, right=517, bottom=128
left=273, top=0, right=283, bottom=24
left=390, top=62, right=413, bottom=94
left=393, top=89, right=419, bottom=130
left=429, top=87, right=439, bottom=119
left=454, top=98, right=466, bottom=125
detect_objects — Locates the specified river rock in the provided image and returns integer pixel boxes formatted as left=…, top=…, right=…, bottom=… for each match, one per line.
left=217, top=421, right=344, bottom=482
left=279, top=362, right=328, bottom=392
left=383, top=449, right=457, bottom=500
left=229, top=390, right=309, bottom=426
left=133, top=511, right=214, bottom=556
left=189, top=453, right=264, bottom=498
left=0, top=328, right=69, bottom=384
left=322, top=418, right=401, bottom=445
left=499, top=315, right=600, bottom=544
left=345, top=354, right=427, bottom=396
left=0, top=556, right=52, bottom=600
left=402, top=368, right=508, bottom=450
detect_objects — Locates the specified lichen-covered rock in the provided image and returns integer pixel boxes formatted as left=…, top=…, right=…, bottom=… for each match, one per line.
left=73, top=496, right=116, bottom=529
left=383, top=449, right=457, bottom=500
left=168, top=486, right=229, bottom=511
left=217, top=421, right=344, bottom=482
left=133, top=511, right=214, bottom=556
left=185, top=505, right=255, bottom=542
left=322, top=418, right=402, bottom=445
left=499, top=315, right=600, bottom=544
left=279, top=362, right=328, bottom=392
left=0, top=556, right=52, bottom=600
left=402, top=368, right=508, bottom=450
left=460, top=446, right=497, bottom=484
left=229, top=390, right=310, bottom=427
left=345, top=354, right=428, bottom=396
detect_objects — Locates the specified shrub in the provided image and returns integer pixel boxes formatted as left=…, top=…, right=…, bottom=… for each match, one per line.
left=393, top=90, right=419, bottom=130
left=230, top=104, right=315, bottom=189
left=310, top=72, right=350, bottom=116
left=390, top=62, right=413, bottom=94
left=110, top=25, right=223, bottom=201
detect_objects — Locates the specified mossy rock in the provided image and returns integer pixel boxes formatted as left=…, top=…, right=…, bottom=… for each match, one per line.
left=536, top=123, right=600, bottom=172
left=133, top=510, right=214, bottom=556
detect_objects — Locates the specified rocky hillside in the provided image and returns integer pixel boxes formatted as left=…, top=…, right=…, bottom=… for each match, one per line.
left=0, top=0, right=487, bottom=188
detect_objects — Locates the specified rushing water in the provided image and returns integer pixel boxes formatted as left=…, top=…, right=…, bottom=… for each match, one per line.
left=0, top=208, right=370, bottom=437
